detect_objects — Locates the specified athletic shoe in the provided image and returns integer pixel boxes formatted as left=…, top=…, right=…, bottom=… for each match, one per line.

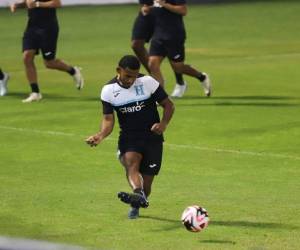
left=0, top=73, right=9, bottom=96
left=22, top=92, right=42, bottom=103
left=128, top=207, right=139, bottom=219
left=201, top=73, right=212, bottom=97
left=171, top=83, right=187, bottom=98
left=73, top=66, right=84, bottom=90
left=117, top=191, right=149, bottom=208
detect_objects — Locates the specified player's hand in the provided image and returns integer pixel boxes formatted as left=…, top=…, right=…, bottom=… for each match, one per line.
left=155, top=0, right=166, bottom=7
left=151, top=122, right=167, bottom=135
left=10, top=3, right=17, bottom=12
left=85, top=133, right=102, bottom=147
left=26, top=0, right=36, bottom=9
left=141, top=5, right=152, bottom=16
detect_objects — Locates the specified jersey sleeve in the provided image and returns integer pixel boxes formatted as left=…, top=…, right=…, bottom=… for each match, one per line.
left=100, top=85, right=114, bottom=114
left=172, top=0, right=186, bottom=5
left=139, top=0, right=153, bottom=5
left=101, top=100, right=114, bottom=114
left=152, top=85, right=168, bottom=103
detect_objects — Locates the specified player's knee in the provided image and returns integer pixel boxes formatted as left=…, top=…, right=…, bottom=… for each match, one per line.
left=148, top=60, right=159, bottom=72
left=131, top=40, right=144, bottom=51
left=23, top=52, right=34, bottom=66
left=171, top=62, right=184, bottom=74
left=44, top=60, right=55, bottom=69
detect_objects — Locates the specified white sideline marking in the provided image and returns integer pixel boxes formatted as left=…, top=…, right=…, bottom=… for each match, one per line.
left=0, top=125, right=299, bottom=161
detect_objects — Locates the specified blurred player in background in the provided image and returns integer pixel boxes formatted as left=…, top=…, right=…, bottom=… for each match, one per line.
left=149, top=0, right=212, bottom=97
left=131, top=0, right=186, bottom=97
left=0, top=68, right=9, bottom=96
left=10, top=0, right=84, bottom=103
left=86, top=55, right=174, bottom=219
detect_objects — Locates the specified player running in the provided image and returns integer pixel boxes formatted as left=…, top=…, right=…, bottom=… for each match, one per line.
left=10, top=0, right=84, bottom=102
left=149, top=0, right=212, bottom=97
left=131, top=0, right=186, bottom=97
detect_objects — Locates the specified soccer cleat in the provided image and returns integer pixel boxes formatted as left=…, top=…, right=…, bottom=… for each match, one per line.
left=0, top=73, right=9, bottom=96
left=128, top=207, right=139, bottom=219
left=200, top=73, right=212, bottom=97
left=22, top=92, right=42, bottom=103
left=117, top=191, right=149, bottom=208
left=73, top=66, right=84, bottom=90
left=170, top=83, right=187, bottom=98
left=118, top=192, right=132, bottom=205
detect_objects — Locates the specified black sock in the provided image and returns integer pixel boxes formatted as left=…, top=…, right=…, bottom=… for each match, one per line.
left=0, top=69, right=4, bottom=80
left=175, top=73, right=185, bottom=85
left=196, top=73, right=206, bottom=82
left=67, top=67, right=76, bottom=76
left=133, top=188, right=146, bottom=197
left=133, top=188, right=142, bottom=194
left=30, top=83, right=40, bottom=93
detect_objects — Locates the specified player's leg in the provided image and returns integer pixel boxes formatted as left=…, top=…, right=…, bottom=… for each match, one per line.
left=21, top=27, right=43, bottom=102
left=170, top=61, right=211, bottom=97
left=148, top=56, right=165, bottom=87
left=142, top=174, right=155, bottom=198
left=131, top=13, right=154, bottom=73
left=131, top=39, right=150, bottom=73
left=0, top=68, right=9, bottom=96
left=120, top=151, right=144, bottom=191
left=167, top=39, right=211, bottom=97
left=169, top=61, right=187, bottom=98
left=118, top=151, right=149, bottom=208
left=22, top=49, right=42, bottom=103
left=41, top=27, right=84, bottom=90
left=149, top=39, right=167, bottom=87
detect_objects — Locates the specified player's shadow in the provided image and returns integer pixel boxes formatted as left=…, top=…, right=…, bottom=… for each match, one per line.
left=181, top=95, right=300, bottom=100
left=139, top=215, right=182, bottom=231
left=200, top=240, right=236, bottom=245
left=139, top=216, right=298, bottom=232
left=211, top=220, right=299, bottom=230
left=4, top=92, right=99, bottom=102
left=177, top=95, right=300, bottom=107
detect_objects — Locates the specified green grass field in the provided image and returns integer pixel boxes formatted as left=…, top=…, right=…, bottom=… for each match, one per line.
left=0, top=1, right=300, bottom=249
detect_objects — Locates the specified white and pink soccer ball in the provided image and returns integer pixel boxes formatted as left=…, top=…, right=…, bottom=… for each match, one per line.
left=181, top=205, right=209, bottom=232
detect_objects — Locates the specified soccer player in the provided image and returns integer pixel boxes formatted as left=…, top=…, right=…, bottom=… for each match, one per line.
left=149, top=0, right=212, bottom=97
left=10, top=0, right=84, bottom=103
left=0, top=68, right=9, bottom=96
left=131, top=0, right=186, bottom=97
left=86, top=55, right=174, bottom=219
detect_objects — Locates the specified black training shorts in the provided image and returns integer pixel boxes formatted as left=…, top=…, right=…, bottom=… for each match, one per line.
left=118, top=138, right=163, bottom=176
left=149, top=38, right=185, bottom=62
left=131, top=13, right=155, bottom=43
left=22, top=25, right=59, bottom=60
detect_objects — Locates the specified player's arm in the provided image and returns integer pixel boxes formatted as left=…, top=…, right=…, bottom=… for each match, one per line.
left=151, top=97, right=175, bottom=135
left=155, top=0, right=187, bottom=16
left=26, top=0, right=62, bottom=9
left=140, top=0, right=154, bottom=15
left=86, top=114, right=115, bottom=147
left=10, top=0, right=26, bottom=12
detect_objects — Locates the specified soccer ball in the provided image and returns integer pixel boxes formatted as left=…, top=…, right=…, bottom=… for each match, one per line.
left=181, top=205, right=209, bottom=232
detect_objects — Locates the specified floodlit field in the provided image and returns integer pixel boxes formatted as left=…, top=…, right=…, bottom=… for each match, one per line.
left=0, top=1, right=299, bottom=249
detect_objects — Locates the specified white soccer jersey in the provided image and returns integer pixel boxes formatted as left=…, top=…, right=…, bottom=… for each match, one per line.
left=100, top=75, right=168, bottom=140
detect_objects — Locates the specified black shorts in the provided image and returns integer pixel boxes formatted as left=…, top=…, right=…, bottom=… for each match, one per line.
left=118, top=139, right=163, bottom=176
left=131, top=13, right=155, bottom=43
left=22, top=25, right=59, bottom=60
left=149, top=38, right=185, bottom=62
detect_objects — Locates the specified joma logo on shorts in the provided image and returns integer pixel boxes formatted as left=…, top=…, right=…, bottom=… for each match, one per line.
left=119, top=101, right=145, bottom=113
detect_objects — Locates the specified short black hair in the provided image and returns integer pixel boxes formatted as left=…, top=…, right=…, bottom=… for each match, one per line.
left=118, top=55, right=141, bottom=70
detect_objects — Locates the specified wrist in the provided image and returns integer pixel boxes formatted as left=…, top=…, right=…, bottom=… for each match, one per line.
left=161, top=120, right=168, bottom=127
left=35, top=1, right=40, bottom=8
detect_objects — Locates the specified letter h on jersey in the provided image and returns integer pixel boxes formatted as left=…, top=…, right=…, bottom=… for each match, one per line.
left=134, top=85, right=145, bottom=96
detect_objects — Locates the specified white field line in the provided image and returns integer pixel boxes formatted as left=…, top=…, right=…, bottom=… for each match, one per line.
left=1, top=125, right=299, bottom=161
